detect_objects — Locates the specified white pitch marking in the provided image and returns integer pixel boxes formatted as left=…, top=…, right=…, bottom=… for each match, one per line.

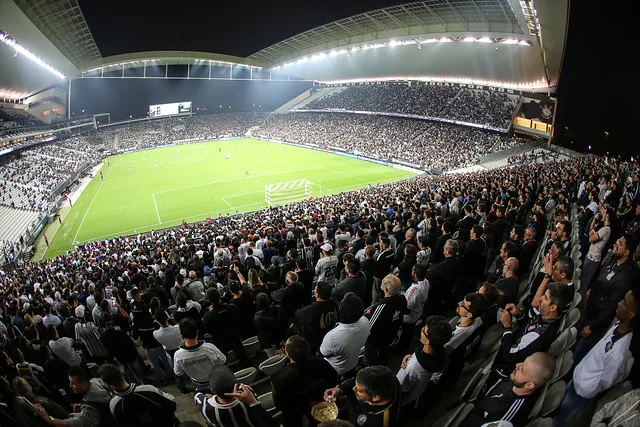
left=152, top=193, right=162, bottom=223
left=73, top=163, right=111, bottom=243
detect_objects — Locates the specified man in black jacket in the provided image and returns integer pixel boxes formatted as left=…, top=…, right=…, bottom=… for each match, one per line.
left=324, top=366, right=402, bottom=427
left=294, top=281, right=339, bottom=354
left=332, top=257, right=367, bottom=302
left=271, top=335, right=339, bottom=427
left=394, top=228, right=418, bottom=266
left=98, top=363, right=177, bottom=427
left=456, top=204, right=477, bottom=242
left=364, top=275, right=407, bottom=366
left=462, top=352, right=555, bottom=427
left=464, top=225, right=486, bottom=286
left=424, top=239, right=462, bottom=315
left=202, top=288, right=250, bottom=368
left=485, top=206, right=507, bottom=271
left=276, top=271, right=306, bottom=319
left=489, top=283, right=572, bottom=384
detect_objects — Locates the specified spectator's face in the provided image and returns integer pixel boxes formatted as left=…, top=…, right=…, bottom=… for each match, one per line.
left=456, top=299, right=472, bottom=319
left=352, top=380, right=376, bottom=404
left=69, top=376, right=90, bottom=394
left=539, top=290, right=555, bottom=317
left=509, top=360, right=534, bottom=389
left=549, top=260, right=565, bottom=281
left=616, top=291, right=637, bottom=322
left=612, top=237, right=629, bottom=258
left=500, top=243, right=508, bottom=260
left=525, top=228, right=535, bottom=242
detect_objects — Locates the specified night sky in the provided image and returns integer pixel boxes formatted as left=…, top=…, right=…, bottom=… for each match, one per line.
left=77, top=0, right=633, bottom=158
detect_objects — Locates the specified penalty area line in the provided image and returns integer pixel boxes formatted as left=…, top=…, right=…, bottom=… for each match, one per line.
left=72, top=163, right=111, bottom=244
left=152, top=193, right=162, bottom=223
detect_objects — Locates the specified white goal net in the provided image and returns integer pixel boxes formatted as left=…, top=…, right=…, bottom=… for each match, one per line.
left=265, top=179, right=313, bottom=206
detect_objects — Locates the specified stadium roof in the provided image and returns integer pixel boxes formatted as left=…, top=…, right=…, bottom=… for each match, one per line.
left=248, top=0, right=569, bottom=89
left=249, top=0, right=523, bottom=65
left=0, top=0, right=568, bottom=97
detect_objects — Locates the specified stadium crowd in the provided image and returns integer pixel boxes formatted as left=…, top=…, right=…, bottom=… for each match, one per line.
left=0, top=138, right=103, bottom=211
left=304, top=84, right=518, bottom=129
left=507, top=149, right=564, bottom=166
left=257, top=112, right=522, bottom=170
left=0, top=107, right=43, bottom=132
left=0, top=149, right=639, bottom=427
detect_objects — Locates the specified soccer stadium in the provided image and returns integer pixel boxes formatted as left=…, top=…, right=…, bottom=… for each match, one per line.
left=0, top=0, right=637, bottom=426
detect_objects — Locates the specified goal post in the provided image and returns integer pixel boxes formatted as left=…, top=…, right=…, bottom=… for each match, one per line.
left=265, top=179, right=313, bottom=206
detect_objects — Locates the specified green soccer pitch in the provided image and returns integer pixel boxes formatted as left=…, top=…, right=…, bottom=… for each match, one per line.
left=43, top=138, right=417, bottom=258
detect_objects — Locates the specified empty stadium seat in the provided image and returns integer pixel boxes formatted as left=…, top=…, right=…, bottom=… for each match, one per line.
left=234, top=367, right=258, bottom=384
left=259, top=355, right=287, bottom=376
left=525, top=417, right=553, bottom=427
left=548, top=327, right=577, bottom=357
left=242, top=336, right=261, bottom=356
left=552, top=350, right=573, bottom=383
left=257, top=391, right=276, bottom=414
left=540, top=380, right=566, bottom=417
left=560, top=307, right=580, bottom=332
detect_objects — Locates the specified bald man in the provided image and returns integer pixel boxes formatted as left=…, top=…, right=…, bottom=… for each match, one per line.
left=495, top=257, right=519, bottom=307
left=462, top=352, right=555, bottom=427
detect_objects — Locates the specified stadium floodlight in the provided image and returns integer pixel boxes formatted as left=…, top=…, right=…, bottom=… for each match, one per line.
left=501, top=39, right=519, bottom=44
left=423, top=38, right=438, bottom=44
left=477, top=37, right=493, bottom=43
left=463, top=37, right=476, bottom=42
left=0, top=31, right=65, bottom=79
left=439, top=37, right=453, bottom=43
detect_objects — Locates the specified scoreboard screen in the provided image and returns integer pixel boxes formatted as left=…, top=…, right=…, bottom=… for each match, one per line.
left=148, top=101, right=192, bottom=117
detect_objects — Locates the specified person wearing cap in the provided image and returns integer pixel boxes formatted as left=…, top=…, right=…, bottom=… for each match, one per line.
left=316, top=243, right=339, bottom=287
left=319, top=295, right=370, bottom=376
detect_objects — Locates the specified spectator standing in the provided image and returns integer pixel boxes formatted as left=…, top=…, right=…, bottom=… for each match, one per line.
left=173, top=318, right=226, bottom=392
left=364, top=275, right=407, bottom=367
left=98, top=363, right=177, bottom=427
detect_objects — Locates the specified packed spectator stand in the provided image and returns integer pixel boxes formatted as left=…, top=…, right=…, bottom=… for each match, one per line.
left=257, top=112, right=522, bottom=170
left=0, top=146, right=638, bottom=426
left=302, top=84, right=518, bottom=129
left=0, top=106, right=43, bottom=133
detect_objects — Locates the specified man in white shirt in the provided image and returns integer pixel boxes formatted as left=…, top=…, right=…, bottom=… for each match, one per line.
left=397, top=264, right=430, bottom=353
left=554, top=288, right=638, bottom=426
left=48, top=327, right=82, bottom=367
left=320, top=295, right=370, bottom=375
left=396, top=316, right=452, bottom=406
left=173, top=318, right=226, bottom=392
left=315, top=243, right=339, bottom=287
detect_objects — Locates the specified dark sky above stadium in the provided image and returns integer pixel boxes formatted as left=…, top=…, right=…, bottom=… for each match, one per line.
left=78, top=0, right=633, bottom=158
left=78, top=0, right=416, bottom=58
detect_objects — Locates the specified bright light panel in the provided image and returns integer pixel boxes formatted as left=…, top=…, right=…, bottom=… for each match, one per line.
left=0, top=31, right=65, bottom=79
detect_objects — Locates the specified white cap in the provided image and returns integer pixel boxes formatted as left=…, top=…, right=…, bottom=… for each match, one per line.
left=321, top=243, right=333, bottom=252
